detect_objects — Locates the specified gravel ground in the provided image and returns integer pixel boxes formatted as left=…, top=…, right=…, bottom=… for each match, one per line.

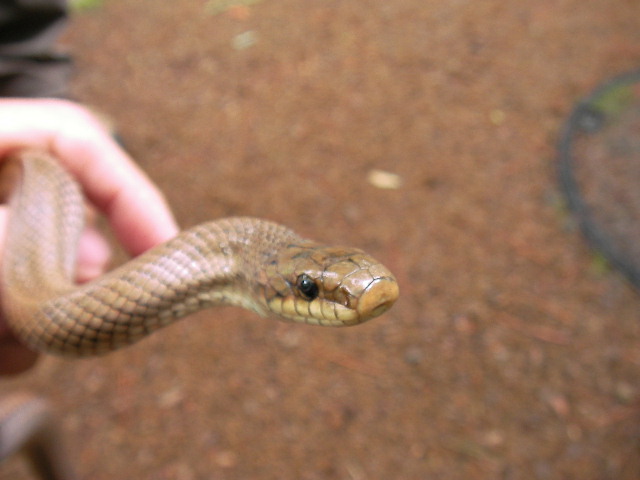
left=2, top=0, right=640, bottom=479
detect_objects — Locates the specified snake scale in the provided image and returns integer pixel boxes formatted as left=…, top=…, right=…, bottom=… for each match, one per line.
left=0, top=149, right=398, bottom=478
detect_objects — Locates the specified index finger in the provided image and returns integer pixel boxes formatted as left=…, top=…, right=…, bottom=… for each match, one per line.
left=0, top=98, right=178, bottom=255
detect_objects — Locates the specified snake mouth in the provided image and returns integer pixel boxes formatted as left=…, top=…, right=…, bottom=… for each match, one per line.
left=355, top=277, right=399, bottom=321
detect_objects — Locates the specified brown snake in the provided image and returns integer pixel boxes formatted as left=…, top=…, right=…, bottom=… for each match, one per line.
left=0, top=149, right=398, bottom=478
left=1, top=150, right=398, bottom=356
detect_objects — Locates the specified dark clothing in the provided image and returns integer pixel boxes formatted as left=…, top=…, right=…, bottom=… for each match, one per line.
left=0, top=0, right=71, bottom=97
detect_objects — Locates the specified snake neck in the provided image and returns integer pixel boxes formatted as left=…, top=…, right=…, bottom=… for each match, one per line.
left=119, top=218, right=309, bottom=319
left=11, top=218, right=307, bottom=356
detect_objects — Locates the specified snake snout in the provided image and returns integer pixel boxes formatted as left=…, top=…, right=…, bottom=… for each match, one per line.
left=356, top=277, right=399, bottom=321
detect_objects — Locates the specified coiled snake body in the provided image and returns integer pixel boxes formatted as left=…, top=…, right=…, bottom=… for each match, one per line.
left=0, top=149, right=398, bottom=478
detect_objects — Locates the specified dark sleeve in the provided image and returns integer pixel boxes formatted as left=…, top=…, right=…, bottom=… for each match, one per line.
left=0, top=0, right=72, bottom=98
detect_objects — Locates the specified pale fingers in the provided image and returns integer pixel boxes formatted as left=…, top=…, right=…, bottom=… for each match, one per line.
left=0, top=98, right=179, bottom=255
left=75, top=226, right=111, bottom=283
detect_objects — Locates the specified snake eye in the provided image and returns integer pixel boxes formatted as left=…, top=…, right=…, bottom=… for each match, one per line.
left=296, top=274, right=319, bottom=301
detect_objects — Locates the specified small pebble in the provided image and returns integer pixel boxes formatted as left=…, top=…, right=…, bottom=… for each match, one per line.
left=158, top=386, right=185, bottom=409
left=482, top=429, right=504, bottom=447
left=367, top=169, right=403, bottom=189
left=614, top=381, right=635, bottom=403
left=232, top=31, right=258, bottom=50
left=214, top=450, right=238, bottom=468
left=404, top=346, right=424, bottom=365
left=489, top=109, right=506, bottom=125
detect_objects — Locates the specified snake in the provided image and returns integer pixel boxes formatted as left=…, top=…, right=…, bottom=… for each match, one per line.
left=0, top=149, right=398, bottom=478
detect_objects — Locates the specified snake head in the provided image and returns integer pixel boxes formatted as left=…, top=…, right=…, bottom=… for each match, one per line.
left=262, top=243, right=399, bottom=326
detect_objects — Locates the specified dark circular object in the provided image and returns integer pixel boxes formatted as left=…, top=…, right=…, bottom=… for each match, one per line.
left=558, top=69, right=640, bottom=288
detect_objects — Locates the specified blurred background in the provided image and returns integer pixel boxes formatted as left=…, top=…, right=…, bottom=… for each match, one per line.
left=2, top=0, right=640, bottom=478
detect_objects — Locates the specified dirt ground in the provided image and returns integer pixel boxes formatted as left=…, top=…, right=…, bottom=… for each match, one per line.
left=2, top=0, right=640, bottom=479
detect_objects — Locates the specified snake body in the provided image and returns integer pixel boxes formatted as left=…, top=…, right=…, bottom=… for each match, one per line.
left=0, top=150, right=398, bottom=356
left=0, top=150, right=398, bottom=479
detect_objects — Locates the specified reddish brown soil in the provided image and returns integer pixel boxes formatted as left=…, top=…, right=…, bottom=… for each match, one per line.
left=2, top=1, right=640, bottom=479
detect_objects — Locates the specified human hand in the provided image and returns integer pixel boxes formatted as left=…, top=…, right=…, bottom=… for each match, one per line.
left=0, top=98, right=179, bottom=374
